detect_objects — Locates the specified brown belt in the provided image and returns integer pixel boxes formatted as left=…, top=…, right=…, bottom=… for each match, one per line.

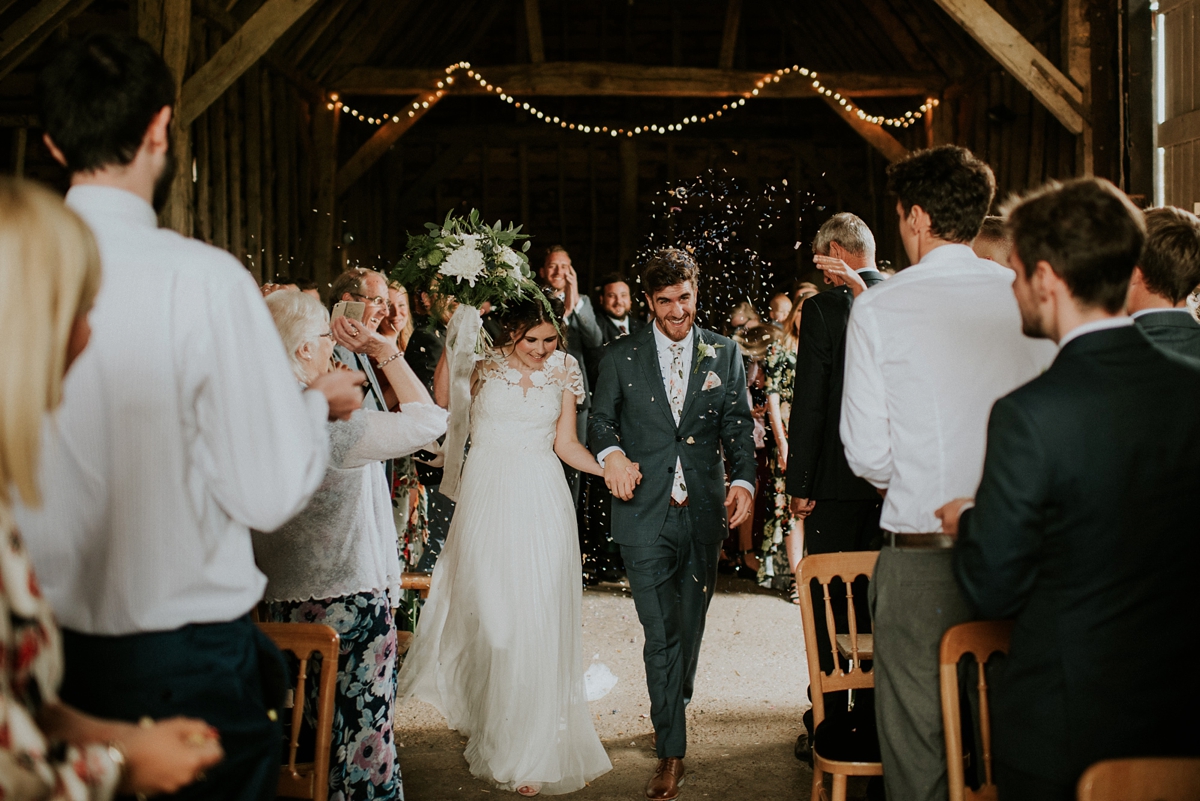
left=888, top=532, right=954, bottom=550
left=669, top=497, right=690, bottom=508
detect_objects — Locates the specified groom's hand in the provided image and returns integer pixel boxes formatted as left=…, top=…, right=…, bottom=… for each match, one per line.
left=604, top=451, right=638, bottom=501
left=725, top=485, right=753, bottom=527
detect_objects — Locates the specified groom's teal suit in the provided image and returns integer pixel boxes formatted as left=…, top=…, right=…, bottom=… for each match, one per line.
left=590, top=323, right=756, bottom=758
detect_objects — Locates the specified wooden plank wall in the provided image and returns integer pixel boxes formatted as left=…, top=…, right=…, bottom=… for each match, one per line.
left=1161, top=0, right=1200, bottom=212
left=189, top=19, right=314, bottom=283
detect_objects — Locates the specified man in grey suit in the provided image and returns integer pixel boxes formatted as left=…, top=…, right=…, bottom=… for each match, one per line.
left=590, top=249, right=757, bottom=801
left=327, top=267, right=391, bottom=413
left=1126, top=206, right=1200, bottom=360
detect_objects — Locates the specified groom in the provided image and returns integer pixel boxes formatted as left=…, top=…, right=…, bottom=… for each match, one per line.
left=590, top=248, right=757, bottom=801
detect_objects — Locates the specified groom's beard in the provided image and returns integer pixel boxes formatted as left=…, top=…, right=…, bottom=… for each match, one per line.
left=654, top=308, right=695, bottom=341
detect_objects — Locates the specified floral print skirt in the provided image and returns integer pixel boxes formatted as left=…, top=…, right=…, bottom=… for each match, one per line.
left=266, top=590, right=402, bottom=801
left=758, top=449, right=802, bottom=590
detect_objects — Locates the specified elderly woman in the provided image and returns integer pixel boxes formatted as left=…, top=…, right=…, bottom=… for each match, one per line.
left=253, top=291, right=446, bottom=801
left=0, top=177, right=223, bottom=799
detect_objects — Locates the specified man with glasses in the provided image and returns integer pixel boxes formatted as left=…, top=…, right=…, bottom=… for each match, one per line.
left=328, top=268, right=393, bottom=414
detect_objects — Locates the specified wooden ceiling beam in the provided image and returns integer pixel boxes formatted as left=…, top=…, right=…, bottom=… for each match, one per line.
left=335, top=90, right=443, bottom=197
left=192, top=0, right=320, bottom=98
left=717, top=0, right=742, bottom=69
left=330, top=63, right=942, bottom=98
left=179, top=0, right=321, bottom=126
left=0, top=0, right=94, bottom=83
left=930, top=0, right=1084, bottom=135
left=817, top=93, right=909, bottom=163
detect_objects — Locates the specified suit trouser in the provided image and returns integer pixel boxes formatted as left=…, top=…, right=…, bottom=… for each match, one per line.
left=869, top=546, right=974, bottom=801
left=620, top=505, right=721, bottom=760
left=61, top=616, right=285, bottom=801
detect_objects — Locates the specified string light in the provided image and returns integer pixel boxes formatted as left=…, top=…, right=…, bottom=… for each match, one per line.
left=337, top=61, right=938, bottom=135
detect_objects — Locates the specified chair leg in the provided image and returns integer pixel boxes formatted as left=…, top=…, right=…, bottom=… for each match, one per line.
left=811, top=766, right=824, bottom=801
left=830, top=772, right=848, bottom=801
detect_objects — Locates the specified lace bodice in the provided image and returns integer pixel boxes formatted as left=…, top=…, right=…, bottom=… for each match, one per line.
left=470, top=349, right=584, bottom=454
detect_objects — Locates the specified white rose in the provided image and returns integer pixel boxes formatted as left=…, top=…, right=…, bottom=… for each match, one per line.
left=498, top=246, right=524, bottom=281
left=459, top=233, right=480, bottom=250
left=439, top=245, right=487, bottom=286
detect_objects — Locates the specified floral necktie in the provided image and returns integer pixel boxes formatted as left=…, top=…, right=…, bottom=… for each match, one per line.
left=668, top=342, right=688, bottom=504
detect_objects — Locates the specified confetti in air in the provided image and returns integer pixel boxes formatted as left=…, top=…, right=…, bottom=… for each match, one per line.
left=633, top=168, right=817, bottom=329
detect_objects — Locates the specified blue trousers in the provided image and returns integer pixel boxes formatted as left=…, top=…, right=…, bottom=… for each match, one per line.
left=60, top=615, right=285, bottom=801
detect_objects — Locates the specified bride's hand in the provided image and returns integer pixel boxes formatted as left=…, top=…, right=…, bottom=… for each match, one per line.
left=626, top=462, right=643, bottom=484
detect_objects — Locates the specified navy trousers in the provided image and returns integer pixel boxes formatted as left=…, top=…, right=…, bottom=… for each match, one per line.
left=60, top=615, right=286, bottom=801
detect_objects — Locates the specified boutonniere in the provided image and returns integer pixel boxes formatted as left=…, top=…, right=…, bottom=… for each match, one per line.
left=694, top=340, right=724, bottom=373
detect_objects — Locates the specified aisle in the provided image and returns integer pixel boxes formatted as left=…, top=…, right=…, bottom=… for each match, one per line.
left=395, top=574, right=820, bottom=799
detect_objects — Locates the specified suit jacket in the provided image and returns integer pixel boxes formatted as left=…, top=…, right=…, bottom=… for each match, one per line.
left=589, top=324, right=757, bottom=546
left=332, top=345, right=386, bottom=412
left=785, top=271, right=884, bottom=500
left=1133, top=309, right=1200, bottom=361
left=405, top=316, right=445, bottom=395
left=954, top=325, right=1200, bottom=785
left=587, top=314, right=646, bottom=390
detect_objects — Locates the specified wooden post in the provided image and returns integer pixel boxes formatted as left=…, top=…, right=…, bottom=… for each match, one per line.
left=228, top=82, right=244, bottom=262
left=244, top=66, right=263, bottom=279
left=557, top=142, right=566, bottom=246
left=138, top=0, right=193, bottom=234
left=524, top=0, right=544, bottom=63
left=311, top=91, right=339, bottom=290
left=588, top=143, right=597, bottom=278
left=519, top=143, right=530, bottom=227
left=718, top=0, right=742, bottom=69
left=13, top=126, right=26, bottom=176
left=260, top=70, right=276, bottom=279
left=209, top=28, right=229, bottom=251
left=1063, top=0, right=1093, bottom=176
left=274, top=75, right=292, bottom=273
left=618, top=138, right=637, bottom=272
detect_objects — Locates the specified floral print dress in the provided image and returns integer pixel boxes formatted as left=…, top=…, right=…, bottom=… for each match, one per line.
left=757, top=340, right=801, bottom=589
left=0, top=507, right=122, bottom=800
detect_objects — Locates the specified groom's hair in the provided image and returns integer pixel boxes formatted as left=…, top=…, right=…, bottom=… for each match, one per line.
left=642, top=248, right=700, bottom=296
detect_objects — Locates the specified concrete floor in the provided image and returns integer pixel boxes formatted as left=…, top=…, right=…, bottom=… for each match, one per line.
left=395, top=574, right=858, bottom=800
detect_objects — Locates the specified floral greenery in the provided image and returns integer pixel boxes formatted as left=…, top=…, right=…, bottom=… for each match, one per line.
left=391, top=209, right=542, bottom=313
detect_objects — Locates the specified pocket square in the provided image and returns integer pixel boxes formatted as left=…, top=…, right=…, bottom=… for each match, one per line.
left=701, top=371, right=722, bottom=391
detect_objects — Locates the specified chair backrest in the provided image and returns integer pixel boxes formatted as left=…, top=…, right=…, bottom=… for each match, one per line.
left=258, top=622, right=340, bottom=801
left=939, top=620, right=1013, bottom=801
left=1077, top=757, right=1200, bottom=801
left=797, top=551, right=878, bottom=729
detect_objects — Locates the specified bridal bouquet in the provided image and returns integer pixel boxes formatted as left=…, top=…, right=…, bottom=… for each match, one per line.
left=391, top=209, right=541, bottom=313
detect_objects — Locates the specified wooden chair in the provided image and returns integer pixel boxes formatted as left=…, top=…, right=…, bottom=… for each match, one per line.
left=939, top=620, right=1013, bottom=801
left=258, top=622, right=340, bottom=801
left=797, top=551, right=882, bottom=801
left=396, top=571, right=432, bottom=655
left=1076, top=757, right=1200, bottom=801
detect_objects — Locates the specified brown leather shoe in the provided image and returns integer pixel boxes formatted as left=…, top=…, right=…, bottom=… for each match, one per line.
left=645, top=757, right=685, bottom=800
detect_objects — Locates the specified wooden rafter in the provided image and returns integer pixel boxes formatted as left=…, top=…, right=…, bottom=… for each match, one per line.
left=335, top=91, right=444, bottom=197
left=930, top=0, right=1084, bottom=135
left=192, top=0, right=320, bottom=98
left=330, top=63, right=941, bottom=98
left=817, top=94, right=909, bottom=163
left=0, top=0, right=94, bottom=83
left=524, top=0, right=545, bottom=63
left=179, top=0, right=321, bottom=126
left=718, top=0, right=742, bottom=69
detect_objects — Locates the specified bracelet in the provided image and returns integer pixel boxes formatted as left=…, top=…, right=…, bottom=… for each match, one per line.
left=106, top=740, right=127, bottom=779
left=377, top=350, right=403, bottom=369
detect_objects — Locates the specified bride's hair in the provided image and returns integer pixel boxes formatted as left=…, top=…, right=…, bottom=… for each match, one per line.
left=497, top=289, right=567, bottom=346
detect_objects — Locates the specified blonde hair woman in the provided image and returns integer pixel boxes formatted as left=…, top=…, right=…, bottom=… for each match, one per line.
left=758, top=285, right=819, bottom=599
left=0, top=178, right=222, bottom=799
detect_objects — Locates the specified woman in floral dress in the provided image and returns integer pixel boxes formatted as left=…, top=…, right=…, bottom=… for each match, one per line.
left=758, top=287, right=818, bottom=598
left=0, top=178, right=221, bottom=800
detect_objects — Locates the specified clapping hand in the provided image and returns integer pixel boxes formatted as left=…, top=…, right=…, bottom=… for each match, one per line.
left=331, top=317, right=398, bottom=361
left=117, top=717, right=224, bottom=796
left=563, top=265, right=580, bottom=318
left=814, top=255, right=869, bottom=298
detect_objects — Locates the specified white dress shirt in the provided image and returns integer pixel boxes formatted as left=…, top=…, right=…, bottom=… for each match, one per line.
left=840, top=244, right=1057, bottom=533
left=607, top=316, right=630, bottom=336
left=598, top=323, right=754, bottom=495
left=15, top=186, right=331, bottom=635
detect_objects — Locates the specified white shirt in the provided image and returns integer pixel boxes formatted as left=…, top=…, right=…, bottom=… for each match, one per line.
left=598, top=323, right=754, bottom=494
left=15, top=186, right=331, bottom=635
left=840, top=244, right=1057, bottom=533
left=1057, top=316, right=1133, bottom=349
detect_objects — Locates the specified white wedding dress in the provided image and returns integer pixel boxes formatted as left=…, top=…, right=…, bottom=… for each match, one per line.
left=397, top=348, right=612, bottom=794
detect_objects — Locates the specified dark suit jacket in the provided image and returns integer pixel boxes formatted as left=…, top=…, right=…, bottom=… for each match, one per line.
left=586, top=314, right=646, bottom=390
left=785, top=271, right=884, bottom=500
left=954, top=325, right=1200, bottom=785
left=405, top=317, right=445, bottom=395
left=589, top=325, right=757, bottom=546
left=1133, top=308, right=1200, bottom=361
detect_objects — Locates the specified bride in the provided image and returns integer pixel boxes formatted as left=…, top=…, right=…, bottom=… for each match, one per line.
left=398, top=292, right=632, bottom=796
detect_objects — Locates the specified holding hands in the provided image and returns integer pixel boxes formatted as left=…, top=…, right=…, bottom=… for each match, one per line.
left=602, top=451, right=644, bottom=501
left=116, top=717, right=224, bottom=795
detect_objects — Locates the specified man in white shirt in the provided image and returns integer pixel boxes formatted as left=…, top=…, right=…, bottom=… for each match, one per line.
left=1126, top=206, right=1200, bottom=361
left=839, top=146, right=1056, bottom=801
left=20, top=33, right=363, bottom=800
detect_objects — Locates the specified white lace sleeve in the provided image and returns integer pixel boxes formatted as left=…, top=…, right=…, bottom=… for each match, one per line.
left=554, top=353, right=586, bottom=404
left=330, top=405, right=449, bottom=470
